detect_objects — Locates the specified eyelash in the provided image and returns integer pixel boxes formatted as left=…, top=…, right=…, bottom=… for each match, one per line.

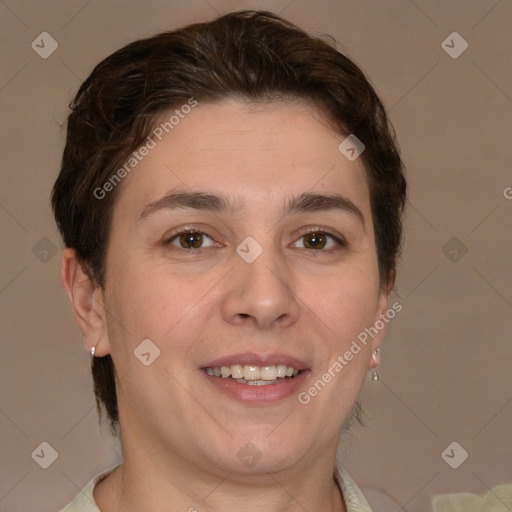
left=295, top=227, right=347, bottom=251
left=164, top=226, right=347, bottom=252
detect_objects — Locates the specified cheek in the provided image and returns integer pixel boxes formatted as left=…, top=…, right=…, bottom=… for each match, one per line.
left=303, top=271, right=379, bottom=408
left=104, top=261, right=217, bottom=360
left=310, top=267, right=380, bottom=340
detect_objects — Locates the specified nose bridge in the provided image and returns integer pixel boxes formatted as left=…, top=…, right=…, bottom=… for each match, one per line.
left=223, top=235, right=299, bottom=329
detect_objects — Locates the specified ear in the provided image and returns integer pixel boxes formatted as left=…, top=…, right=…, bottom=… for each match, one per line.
left=369, top=269, right=396, bottom=369
left=60, top=248, right=109, bottom=357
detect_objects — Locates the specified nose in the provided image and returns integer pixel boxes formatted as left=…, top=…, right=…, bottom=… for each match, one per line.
left=221, top=241, right=300, bottom=331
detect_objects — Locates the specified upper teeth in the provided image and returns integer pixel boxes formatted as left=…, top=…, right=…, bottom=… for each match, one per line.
left=205, top=364, right=299, bottom=380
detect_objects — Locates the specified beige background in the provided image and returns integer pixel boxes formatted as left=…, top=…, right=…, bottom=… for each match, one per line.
left=1, top=1, right=511, bottom=511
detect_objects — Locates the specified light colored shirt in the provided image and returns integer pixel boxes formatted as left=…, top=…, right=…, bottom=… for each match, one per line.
left=432, top=484, right=512, bottom=512
left=59, top=460, right=373, bottom=511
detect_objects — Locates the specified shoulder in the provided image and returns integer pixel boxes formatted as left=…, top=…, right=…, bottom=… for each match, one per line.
left=58, top=465, right=120, bottom=512
left=334, top=460, right=373, bottom=512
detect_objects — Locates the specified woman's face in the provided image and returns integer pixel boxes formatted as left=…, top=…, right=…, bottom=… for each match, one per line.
left=100, top=98, right=389, bottom=475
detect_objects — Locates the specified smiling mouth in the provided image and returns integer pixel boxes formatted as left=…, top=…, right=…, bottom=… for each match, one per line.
left=203, top=364, right=302, bottom=386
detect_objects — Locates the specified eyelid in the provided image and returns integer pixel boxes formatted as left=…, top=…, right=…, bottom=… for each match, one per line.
left=294, top=226, right=348, bottom=247
left=163, top=225, right=347, bottom=250
left=163, top=225, right=223, bottom=246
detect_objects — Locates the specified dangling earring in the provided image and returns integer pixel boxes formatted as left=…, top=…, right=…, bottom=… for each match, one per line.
left=371, top=348, right=380, bottom=382
left=91, top=341, right=100, bottom=359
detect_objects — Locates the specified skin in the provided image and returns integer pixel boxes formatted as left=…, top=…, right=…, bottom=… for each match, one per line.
left=61, top=98, right=391, bottom=512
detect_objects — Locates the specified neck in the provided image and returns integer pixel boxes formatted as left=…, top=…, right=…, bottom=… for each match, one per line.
left=94, top=429, right=346, bottom=512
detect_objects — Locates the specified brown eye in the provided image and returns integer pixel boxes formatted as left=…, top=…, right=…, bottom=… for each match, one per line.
left=168, top=230, right=215, bottom=250
left=180, top=232, right=203, bottom=249
left=303, top=232, right=327, bottom=249
left=293, top=230, right=346, bottom=251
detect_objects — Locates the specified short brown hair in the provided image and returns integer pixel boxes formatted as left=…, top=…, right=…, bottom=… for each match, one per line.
left=52, top=10, right=406, bottom=433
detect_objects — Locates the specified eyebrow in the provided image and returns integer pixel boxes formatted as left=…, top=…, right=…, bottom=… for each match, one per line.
left=140, top=190, right=365, bottom=228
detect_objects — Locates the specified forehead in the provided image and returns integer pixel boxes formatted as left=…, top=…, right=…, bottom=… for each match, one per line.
left=111, top=98, right=371, bottom=222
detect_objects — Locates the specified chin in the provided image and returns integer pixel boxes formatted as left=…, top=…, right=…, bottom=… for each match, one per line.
left=211, top=432, right=309, bottom=476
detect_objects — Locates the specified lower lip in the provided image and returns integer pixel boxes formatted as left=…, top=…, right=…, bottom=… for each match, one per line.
left=201, top=370, right=310, bottom=404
